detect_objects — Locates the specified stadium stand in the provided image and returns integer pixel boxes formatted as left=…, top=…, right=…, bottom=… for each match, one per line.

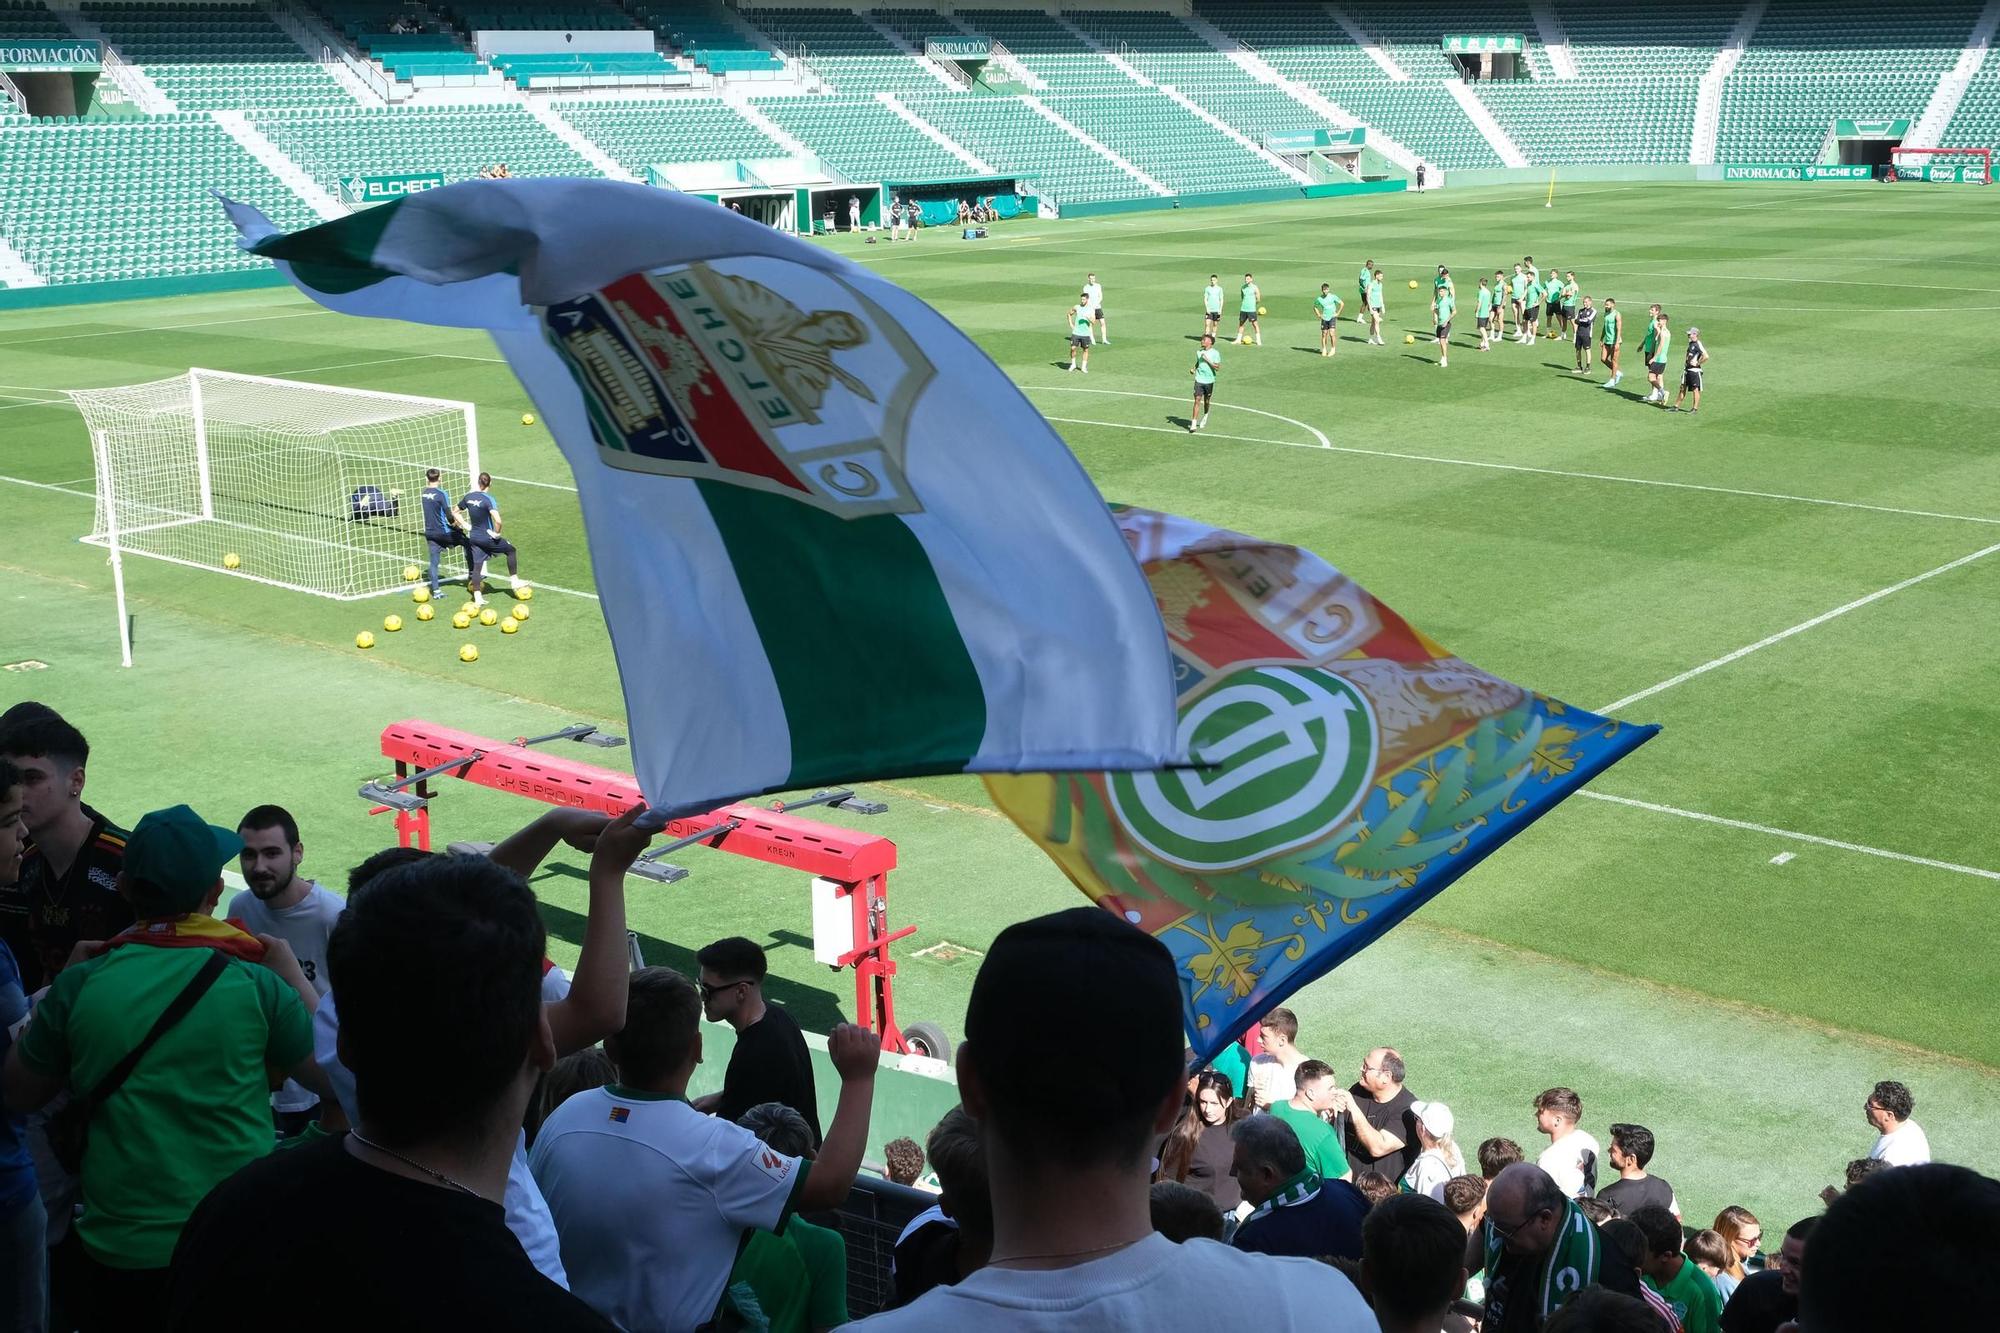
left=550, top=97, right=781, bottom=175
left=901, top=91, right=1156, bottom=202
left=82, top=1, right=353, bottom=110
left=751, top=7, right=944, bottom=94
left=250, top=103, right=600, bottom=192
left=0, top=114, right=320, bottom=283
left=756, top=96, right=968, bottom=182
left=2, top=0, right=1996, bottom=288
left=1716, top=0, right=1984, bottom=163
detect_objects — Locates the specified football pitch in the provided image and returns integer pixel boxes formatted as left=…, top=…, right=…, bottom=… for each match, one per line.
left=5, top=181, right=1997, bottom=1221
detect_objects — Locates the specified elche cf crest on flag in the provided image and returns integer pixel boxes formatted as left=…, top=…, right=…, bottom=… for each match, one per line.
left=987, top=506, right=1658, bottom=1062
left=543, top=262, right=931, bottom=519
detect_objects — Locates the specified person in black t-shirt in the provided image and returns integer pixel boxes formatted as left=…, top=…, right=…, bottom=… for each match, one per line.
left=0, top=712, right=131, bottom=992
left=1596, top=1123, right=1679, bottom=1220
left=1335, top=1046, right=1420, bottom=1181
left=167, top=830, right=653, bottom=1331
left=694, top=936, right=823, bottom=1145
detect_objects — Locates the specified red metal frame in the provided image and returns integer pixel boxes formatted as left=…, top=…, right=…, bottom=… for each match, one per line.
left=369, top=719, right=915, bottom=1052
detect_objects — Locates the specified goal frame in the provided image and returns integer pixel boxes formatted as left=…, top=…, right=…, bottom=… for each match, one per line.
left=1887, top=146, right=1991, bottom=184
left=70, top=368, right=480, bottom=665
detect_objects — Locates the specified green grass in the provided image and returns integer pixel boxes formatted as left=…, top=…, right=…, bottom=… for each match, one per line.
left=5, top=182, right=1998, bottom=1226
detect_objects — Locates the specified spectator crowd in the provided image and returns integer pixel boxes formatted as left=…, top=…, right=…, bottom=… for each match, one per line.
left=0, top=700, right=1991, bottom=1331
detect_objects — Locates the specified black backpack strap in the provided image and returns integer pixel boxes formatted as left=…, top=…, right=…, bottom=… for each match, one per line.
left=76, top=949, right=231, bottom=1109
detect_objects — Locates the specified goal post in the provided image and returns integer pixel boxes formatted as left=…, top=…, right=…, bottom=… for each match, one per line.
left=1888, top=146, right=1991, bottom=184
left=67, top=369, right=481, bottom=611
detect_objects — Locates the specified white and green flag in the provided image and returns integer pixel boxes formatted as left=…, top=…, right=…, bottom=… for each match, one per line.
left=224, top=180, right=1180, bottom=817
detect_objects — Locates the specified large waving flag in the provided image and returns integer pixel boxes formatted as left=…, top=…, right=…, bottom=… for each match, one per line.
left=225, top=181, right=1180, bottom=817
left=986, top=508, right=1658, bottom=1061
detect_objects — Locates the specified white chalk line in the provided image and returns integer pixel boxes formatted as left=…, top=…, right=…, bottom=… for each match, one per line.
left=1024, top=386, right=2000, bottom=528
left=1597, top=539, right=2000, bottom=714
left=0, top=306, right=331, bottom=348
left=1577, top=792, right=2000, bottom=883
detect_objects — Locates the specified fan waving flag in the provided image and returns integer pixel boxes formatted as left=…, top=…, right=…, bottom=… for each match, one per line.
left=985, top=508, right=1658, bottom=1063
left=224, top=181, right=1180, bottom=817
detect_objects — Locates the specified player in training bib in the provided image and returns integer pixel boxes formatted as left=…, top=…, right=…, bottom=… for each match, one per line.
left=1571, top=295, right=1596, bottom=374
left=1543, top=269, right=1565, bottom=340
left=1475, top=278, right=1494, bottom=351
left=1366, top=269, right=1386, bottom=345
left=1188, top=333, right=1221, bottom=431
left=419, top=467, right=471, bottom=599
left=1083, top=272, right=1107, bottom=344
left=1434, top=285, right=1455, bottom=368
left=1314, top=283, right=1344, bottom=357
left=1600, top=298, right=1623, bottom=389
left=1642, top=305, right=1672, bottom=403
left=1358, top=260, right=1375, bottom=326
left=1674, top=326, right=1708, bottom=414
left=1066, top=293, right=1094, bottom=373
left=1562, top=272, right=1580, bottom=340
left=1203, top=274, right=1224, bottom=337
left=1492, top=270, right=1511, bottom=342
left=1516, top=269, right=1539, bottom=343
left=460, top=472, right=523, bottom=605
left=1237, top=274, right=1262, bottom=346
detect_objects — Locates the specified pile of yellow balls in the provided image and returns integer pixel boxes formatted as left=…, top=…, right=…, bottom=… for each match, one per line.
left=354, top=572, right=537, bottom=660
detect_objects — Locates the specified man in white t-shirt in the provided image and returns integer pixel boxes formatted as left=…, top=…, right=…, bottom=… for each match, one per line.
left=228, top=804, right=346, bottom=1136
left=1532, top=1086, right=1600, bottom=1198
left=1864, top=1079, right=1931, bottom=1166
left=853, top=909, right=1372, bottom=1330
left=1245, top=1007, right=1309, bottom=1110
left=531, top=967, right=880, bottom=1331
left=1082, top=272, right=1107, bottom=344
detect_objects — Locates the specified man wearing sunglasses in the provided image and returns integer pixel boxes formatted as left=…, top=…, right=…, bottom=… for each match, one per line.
left=694, top=937, right=822, bottom=1146
left=1476, top=1163, right=1636, bottom=1330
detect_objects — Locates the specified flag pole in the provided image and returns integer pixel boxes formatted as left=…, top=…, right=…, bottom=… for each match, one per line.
left=1545, top=168, right=1556, bottom=209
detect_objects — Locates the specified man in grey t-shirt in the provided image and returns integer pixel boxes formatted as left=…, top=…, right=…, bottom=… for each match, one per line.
left=229, top=804, right=344, bottom=1135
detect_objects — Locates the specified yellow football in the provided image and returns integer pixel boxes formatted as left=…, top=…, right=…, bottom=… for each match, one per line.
left=383, top=615, right=403, bottom=633
left=412, top=587, right=431, bottom=604
left=521, top=412, right=536, bottom=426
left=500, top=618, right=519, bottom=634
left=415, top=604, right=436, bottom=622
left=451, top=612, right=473, bottom=630
left=1256, top=305, right=1267, bottom=316
left=1404, top=333, right=1416, bottom=344
left=1408, top=279, right=1419, bottom=290
left=354, top=631, right=376, bottom=650
left=478, top=607, right=499, bottom=626
left=515, top=586, right=533, bottom=601
left=459, top=643, right=479, bottom=663
left=510, top=604, right=530, bottom=622
left=460, top=603, right=478, bottom=619
left=222, top=553, right=241, bottom=570
left=402, top=565, right=421, bottom=582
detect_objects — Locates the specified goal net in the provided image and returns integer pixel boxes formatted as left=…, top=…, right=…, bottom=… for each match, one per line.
left=1888, top=146, right=1991, bottom=185
left=68, top=369, right=479, bottom=601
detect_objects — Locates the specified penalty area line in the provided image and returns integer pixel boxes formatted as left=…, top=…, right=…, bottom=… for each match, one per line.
left=1596, top=538, right=2000, bottom=714
left=1577, top=791, right=2000, bottom=883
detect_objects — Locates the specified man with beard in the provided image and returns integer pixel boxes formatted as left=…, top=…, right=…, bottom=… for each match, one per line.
left=227, top=805, right=344, bottom=1136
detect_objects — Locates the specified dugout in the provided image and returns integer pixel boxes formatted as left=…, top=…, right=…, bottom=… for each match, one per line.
left=881, top=175, right=1037, bottom=227
left=647, top=156, right=857, bottom=232
left=800, top=182, right=884, bottom=234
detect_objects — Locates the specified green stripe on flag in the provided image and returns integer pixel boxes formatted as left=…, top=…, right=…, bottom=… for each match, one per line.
left=696, top=481, right=988, bottom=786
left=253, top=199, right=405, bottom=295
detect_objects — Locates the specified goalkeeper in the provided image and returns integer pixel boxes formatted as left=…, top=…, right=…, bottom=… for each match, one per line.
left=420, top=467, right=472, bottom=598
left=460, top=471, right=523, bottom=604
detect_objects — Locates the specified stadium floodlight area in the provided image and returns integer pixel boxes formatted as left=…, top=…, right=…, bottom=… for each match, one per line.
left=1888, top=146, right=1992, bottom=185
left=68, top=369, right=478, bottom=661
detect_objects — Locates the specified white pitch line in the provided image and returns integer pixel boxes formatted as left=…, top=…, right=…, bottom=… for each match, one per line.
left=271, top=351, right=506, bottom=377
left=1597, top=539, right=2000, bottom=714
left=1033, top=385, right=1330, bottom=447
left=0, top=307, right=330, bottom=348
left=1025, top=386, right=2000, bottom=527
left=1578, top=791, right=2000, bottom=882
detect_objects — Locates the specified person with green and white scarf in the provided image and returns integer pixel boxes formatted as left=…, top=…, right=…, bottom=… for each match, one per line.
left=1479, top=1164, right=1639, bottom=1330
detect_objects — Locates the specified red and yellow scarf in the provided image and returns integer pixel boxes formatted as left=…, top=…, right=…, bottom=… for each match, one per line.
left=108, top=914, right=268, bottom=962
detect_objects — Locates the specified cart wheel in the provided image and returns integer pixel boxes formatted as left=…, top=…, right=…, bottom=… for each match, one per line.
left=902, top=1020, right=953, bottom=1065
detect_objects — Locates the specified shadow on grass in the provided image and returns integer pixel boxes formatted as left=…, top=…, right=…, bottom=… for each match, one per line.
left=536, top=879, right=849, bottom=1032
